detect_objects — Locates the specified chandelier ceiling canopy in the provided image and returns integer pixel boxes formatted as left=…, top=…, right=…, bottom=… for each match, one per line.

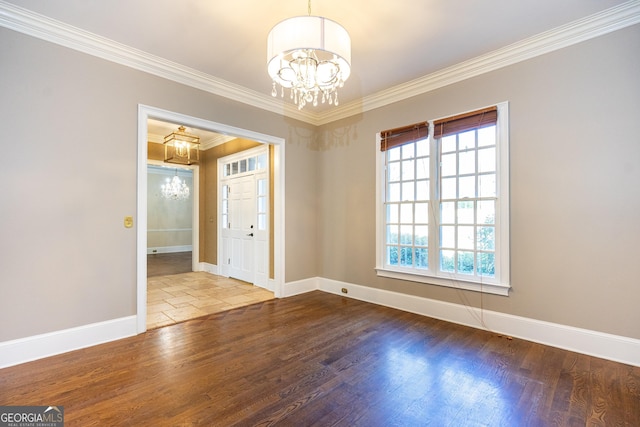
left=267, top=0, right=351, bottom=110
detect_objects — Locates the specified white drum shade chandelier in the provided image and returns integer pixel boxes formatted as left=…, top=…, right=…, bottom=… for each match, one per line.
left=267, top=0, right=351, bottom=110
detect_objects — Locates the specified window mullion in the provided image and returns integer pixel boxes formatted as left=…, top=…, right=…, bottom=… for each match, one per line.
left=428, top=121, right=439, bottom=274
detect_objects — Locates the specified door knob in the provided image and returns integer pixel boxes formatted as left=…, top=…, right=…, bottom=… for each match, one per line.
left=247, top=233, right=254, bottom=237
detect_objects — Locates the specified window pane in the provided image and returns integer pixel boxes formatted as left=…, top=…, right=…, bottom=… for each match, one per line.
left=240, top=159, right=247, bottom=173
left=478, top=147, right=496, bottom=173
left=415, top=225, right=428, bottom=245
left=258, top=214, right=266, bottom=230
left=416, top=180, right=429, bottom=201
left=257, top=154, right=268, bottom=169
left=478, top=126, right=496, bottom=147
left=258, top=179, right=267, bottom=195
left=477, top=226, right=495, bottom=250
left=388, top=162, right=400, bottom=182
left=248, top=157, right=256, bottom=171
left=222, top=185, right=228, bottom=199
left=400, top=204, right=413, bottom=224
left=387, top=203, right=399, bottom=223
left=440, top=250, right=455, bottom=272
left=457, top=251, right=475, bottom=274
left=387, top=246, right=398, bottom=265
left=457, top=201, right=474, bottom=224
left=402, top=143, right=415, bottom=159
left=222, top=200, right=228, bottom=214
left=459, top=150, right=476, bottom=175
left=258, top=197, right=266, bottom=212
left=441, top=153, right=456, bottom=176
left=400, top=246, right=413, bottom=266
left=388, top=146, right=401, bottom=161
left=459, top=130, right=476, bottom=150
left=477, top=201, right=495, bottom=224
left=440, top=201, right=455, bottom=224
left=222, top=214, right=228, bottom=229
left=388, top=183, right=400, bottom=202
left=232, top=162, right=238, bottom=175
left=479, top=174, right=496, bottom=198
left=416, top=139, right=430, bottom=157
left=415, top=202, right=429, bottom=223
left=386, top=225, right=398, bottom=244
left=416, top=157, right=429, bottom=179
left=440, top=225, right=455, bottom=248
left=400, top=225, right=413, bottom=244
left=441, top=178, right=456, bottom=199
left=402, top=182, right=415, bottom=201
left=458, top=226, right=475, bottom=250
left=402, top=160, right=415, bottom=180
left=478, top=252, right=495, bottom=277
left=459, top=176, right=476, bottom=198
left=415, top=248, right=428, bottom=269
left=441, top=135, right=457, bottom=153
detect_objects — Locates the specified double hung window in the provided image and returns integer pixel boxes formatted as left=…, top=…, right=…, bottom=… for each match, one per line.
left=376, top=103, right=510, bottom=295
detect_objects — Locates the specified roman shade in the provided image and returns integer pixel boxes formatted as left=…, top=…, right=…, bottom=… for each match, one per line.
left=433, top=106, right=498, bottom=139
left=380, top=122, right=428, bottom=152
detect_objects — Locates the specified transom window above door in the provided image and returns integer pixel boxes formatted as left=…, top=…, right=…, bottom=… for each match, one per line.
left=223, top=153, right=268, bottom=177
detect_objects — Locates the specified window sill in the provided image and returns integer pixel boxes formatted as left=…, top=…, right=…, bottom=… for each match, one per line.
left=375, top=267, right=510, bottom=296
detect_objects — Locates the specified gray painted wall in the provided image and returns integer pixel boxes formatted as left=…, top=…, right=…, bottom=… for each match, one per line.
left=316, top=24, right=640, bottom=339
left=0, top=23, right=638, bottom=344
left=0, top=27, right=317, bottom=341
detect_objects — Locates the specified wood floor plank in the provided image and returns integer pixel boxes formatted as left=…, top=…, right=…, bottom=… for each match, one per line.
left=1, top=291, right=639, bottom=426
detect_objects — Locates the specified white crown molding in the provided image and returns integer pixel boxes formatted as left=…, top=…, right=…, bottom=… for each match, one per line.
left=0, top=0, right=317, bottom=124
left=319, top=0, right=640, bottom=124
left=1, top=0, right=638, bottom=126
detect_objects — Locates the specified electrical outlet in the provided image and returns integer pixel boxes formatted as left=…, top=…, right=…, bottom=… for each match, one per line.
left=341, top=288, right=348, bottom=294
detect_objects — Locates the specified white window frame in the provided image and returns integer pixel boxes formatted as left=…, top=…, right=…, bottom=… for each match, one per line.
left=375, top=102, right=510, bottom=296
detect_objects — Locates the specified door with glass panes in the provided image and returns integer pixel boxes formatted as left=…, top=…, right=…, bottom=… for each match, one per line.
left=219, top=147, right=269, bottom=288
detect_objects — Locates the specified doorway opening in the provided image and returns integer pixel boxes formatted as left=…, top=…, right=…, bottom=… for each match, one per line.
left=137, top=105, right=285, bottom=333
left=147, top=163, right=196, bottom=276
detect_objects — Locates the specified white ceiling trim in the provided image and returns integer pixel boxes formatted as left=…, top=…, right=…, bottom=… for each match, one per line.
left=0, top=0, right=314, bottom=124
left=316, top=0, right=640, bottom=124
left=1, top=0, right=639, bottom=127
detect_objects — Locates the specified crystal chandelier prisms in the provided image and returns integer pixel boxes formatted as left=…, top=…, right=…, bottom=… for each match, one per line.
left=267, top=1, right=351, bottom=110
left=161, top=171, right=190, bottom=201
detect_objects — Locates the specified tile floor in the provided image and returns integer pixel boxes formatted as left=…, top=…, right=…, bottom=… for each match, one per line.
left=147, top=272, right=274, bottom=329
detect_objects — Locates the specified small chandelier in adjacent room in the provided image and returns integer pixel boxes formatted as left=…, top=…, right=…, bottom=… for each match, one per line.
left=161, top=170, right=190, bottom=201
left=267, top=0, right=351, bottom=110
left=163, top=125, right=200, bottom=165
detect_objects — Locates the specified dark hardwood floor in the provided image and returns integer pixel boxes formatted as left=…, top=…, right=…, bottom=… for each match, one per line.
left=1, top=291, right=638, bottom=426
left=147, top=251, right=192, bottom=277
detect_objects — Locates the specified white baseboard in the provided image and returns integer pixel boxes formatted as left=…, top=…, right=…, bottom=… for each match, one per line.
left=0, top=316, right=137, bottom=369
left=282, top=277, right=320, bottom=297
left=4, top=279, right=637, bottom=369
left=285, top=277, right=640, bottom=367
left=147, top=245, right=192, bottom=254
left=200, top=262, right=218, bottom=275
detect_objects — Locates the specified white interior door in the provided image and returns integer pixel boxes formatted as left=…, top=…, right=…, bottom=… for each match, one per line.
left=218, top=146, right=270, bottom=289
left=226, top=175, right=255, bottom=283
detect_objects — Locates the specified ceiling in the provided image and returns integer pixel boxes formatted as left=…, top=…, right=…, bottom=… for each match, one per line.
left=3, top=0, right=636, bottom=132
